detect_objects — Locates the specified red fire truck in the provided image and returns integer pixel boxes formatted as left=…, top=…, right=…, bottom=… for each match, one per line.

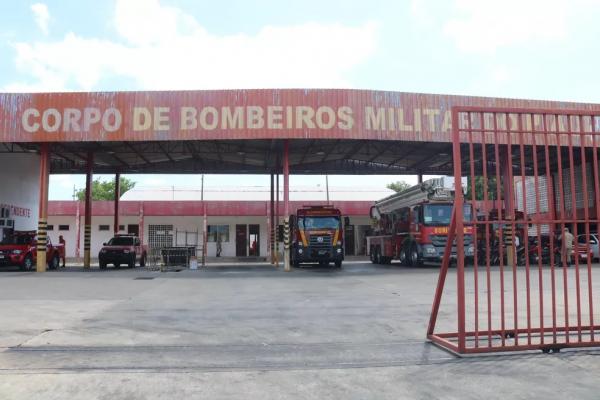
left=290, top=205, right=345, bottom=268
left=366, top=178, right=474, bottom=266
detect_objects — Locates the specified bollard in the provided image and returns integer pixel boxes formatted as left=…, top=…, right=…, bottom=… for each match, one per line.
left=284, top=217, right=291, bottom=272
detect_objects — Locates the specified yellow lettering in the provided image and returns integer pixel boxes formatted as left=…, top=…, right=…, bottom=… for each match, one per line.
left=199, top=106, right=218, bottom=130
left=365, top=107, right=385, bottom=130
left=422, top=108, right=439, bottom=130
left=247, top=106, right=264, bottom=129
left=315, top=106, right=335, bottom=129
left=296, top=106, right=315, bottom=129
left=221, top=106, right=244, bottom=129
left=337, top=106, right=354, bottom=130
left=154, top=107, right=170, bottom=131
left=267, top=106, right=283, bottom=129
left=180, top=107, right=197, bottom=130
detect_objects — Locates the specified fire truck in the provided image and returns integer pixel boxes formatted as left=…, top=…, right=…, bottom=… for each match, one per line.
left=289, top=205, right=345, bottom=268
left=366, top=177, right=474, bottom=266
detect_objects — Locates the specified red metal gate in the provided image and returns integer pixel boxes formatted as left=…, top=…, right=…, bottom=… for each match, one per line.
left=428, top=106, right=600, bottom=354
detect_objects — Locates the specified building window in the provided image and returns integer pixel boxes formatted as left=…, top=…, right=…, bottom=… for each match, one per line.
left=58, top=225, right=70, bottom=231
left=119, top=225, right=125, bottom=231
left=47, top=225, right=54, bottom=231
left=99, top=225, right=110, bottom=231
left=208, top=225, right=229, bottom=242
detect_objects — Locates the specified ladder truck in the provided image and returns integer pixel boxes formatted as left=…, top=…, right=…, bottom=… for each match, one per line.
left=366, top=177, right=474, bottom=266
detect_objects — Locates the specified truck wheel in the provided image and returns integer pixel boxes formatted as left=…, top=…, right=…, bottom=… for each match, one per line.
left=335, top=260, right=342, bottom=269
left=370, top=247, right=376, bottom=264
left=128, top=256, right=135, bottom=269
left=99, top=261, right=107, bottom=269
left=49, top=255, right=59, bottom=270
left=22, top=255, right=34, bottom=271
left=399, top=248, right=408, bottom=266
left=374, top=247, right=381, bottom=264
left=140, top=254, right=146, bottom=267
left=410, top=245, right=422, bottom=267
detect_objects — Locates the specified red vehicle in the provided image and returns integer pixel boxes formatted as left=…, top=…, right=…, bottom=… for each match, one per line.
left=98, top=234, right=147, bottom=269
left=366, top=178, right=474, bottom=266
left=290, top=205, right=344, bottom=268
left=0, top=230, right=63, bottom=271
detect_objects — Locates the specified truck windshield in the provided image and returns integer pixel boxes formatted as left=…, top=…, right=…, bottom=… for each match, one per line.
left=0, top=235, right=33, bottom=245
left=107, top=237, right=134, bottom=246
left=298, top=216, right=340, bottom=230
left=423, top=204, right=472, bottom=226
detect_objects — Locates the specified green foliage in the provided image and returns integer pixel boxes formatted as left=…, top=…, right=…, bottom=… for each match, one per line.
left=387, top=180, right=411, bottom=193
left=466, top=176, right=501, bottom=200
left=76, top=177, right=136, bottom=201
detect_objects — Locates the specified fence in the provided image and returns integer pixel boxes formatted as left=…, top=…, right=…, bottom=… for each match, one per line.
left=146, top=228, right=203, bottom=271
left=428, top=107, right=600, bottom=354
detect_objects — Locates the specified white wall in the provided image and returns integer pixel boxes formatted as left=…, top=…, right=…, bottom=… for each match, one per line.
left=47, top=214, right=368, bottom=258
left=0, top=153, right=40, bottom=241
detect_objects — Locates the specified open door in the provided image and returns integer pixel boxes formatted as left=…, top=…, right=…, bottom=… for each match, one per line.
left=248, top=224, right=260, bottom=256
left=236, top=224, right=247, bottom=257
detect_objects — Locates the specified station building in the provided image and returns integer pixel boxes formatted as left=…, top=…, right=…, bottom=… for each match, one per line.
left=44, top=185, right=392, bottom=259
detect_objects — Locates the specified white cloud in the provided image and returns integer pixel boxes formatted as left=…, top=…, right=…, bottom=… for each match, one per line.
left=443, top=0, right=568, bottom=53
left=6, top=0, right=378, bottom=92
left=31, top=3, right=50, bottom=35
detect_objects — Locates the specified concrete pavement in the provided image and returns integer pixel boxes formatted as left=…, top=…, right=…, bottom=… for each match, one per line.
left=1, top=262, right=599, bottom=399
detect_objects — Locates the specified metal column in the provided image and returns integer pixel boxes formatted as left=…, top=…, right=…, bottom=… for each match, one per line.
left=36, top=143, right=50, bottom=273
left=114, top=172, right=120, bottom=236
left=275, top=172, right=280, bottom=267
left=83, top=152, right=93, bottom=268
left=283, top=140, right=291, bottom=272
left=270, top=173, right=275, bottom=264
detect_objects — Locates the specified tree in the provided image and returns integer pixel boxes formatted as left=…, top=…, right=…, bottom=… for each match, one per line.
left=387, top=180, right=411, bottom=193
left=466, top=176, right=501, bottom=201
left=75, top=177, right=136, bottom=201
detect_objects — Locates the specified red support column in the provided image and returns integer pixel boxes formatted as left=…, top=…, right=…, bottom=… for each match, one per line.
left=138, top=201, right=144, bottom=246
left=75, top=200, right=81, bottom=259
left=283, top=140, right=291, bottom=271
left=275, top=172, right=280, bottom=267
left=36, top=143, right=50, bottom=273
left=83, top=152, right=93, bottom=268
left=270, top=173, right=275, bottom=264
left=114, top=173, right=120, bottom=236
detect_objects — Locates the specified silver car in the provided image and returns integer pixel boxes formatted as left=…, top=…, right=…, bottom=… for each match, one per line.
left=577, top=233, right=599, bottom=261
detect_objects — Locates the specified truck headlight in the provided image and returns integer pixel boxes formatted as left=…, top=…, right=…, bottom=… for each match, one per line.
left=298, top=248, right=303, bottom=255
left=123, top=249, right=130, bottom=254
left=425, top=246, right=437, bottom=255
left=12, top=250, right=22, bottom=255
left=337, top=241, right=342, bottom=246
left=466, top=245, right=474, bottom=255
left=337, top=248, right=342, bottom=253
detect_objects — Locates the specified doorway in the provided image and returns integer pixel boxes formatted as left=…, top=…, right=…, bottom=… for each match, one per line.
left=249, top=224, right=260, bottom=256
left=344, top=225, right=355, bottom=256
left=236, top=224, right=247, bottom=256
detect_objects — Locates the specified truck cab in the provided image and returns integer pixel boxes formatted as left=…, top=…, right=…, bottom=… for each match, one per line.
left=290, top=205, right=344, bottom=268
left=0, top=231, right=62, bottom=271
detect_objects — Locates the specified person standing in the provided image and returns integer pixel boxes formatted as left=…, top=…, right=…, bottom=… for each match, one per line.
left=559, top=227, right=574, bottom=267
left=58, top=235, right=66, bottom=268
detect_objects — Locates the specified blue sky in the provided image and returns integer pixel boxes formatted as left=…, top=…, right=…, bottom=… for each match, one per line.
left=1, top=0, right=599, bottom=199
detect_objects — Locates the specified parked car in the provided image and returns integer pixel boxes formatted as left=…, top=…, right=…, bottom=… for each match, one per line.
left=0, top=231, right=63, bottom=271
left=577, top=233, right=599, bottom=262
left=98, top=234, right=147, bottom=269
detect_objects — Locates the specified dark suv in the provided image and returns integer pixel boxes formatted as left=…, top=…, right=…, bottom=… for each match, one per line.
left=98, top=235, right=147, bottom=269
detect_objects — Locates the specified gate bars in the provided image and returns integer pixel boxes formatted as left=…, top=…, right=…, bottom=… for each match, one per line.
left=428, top=106, right=600, bottom=354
